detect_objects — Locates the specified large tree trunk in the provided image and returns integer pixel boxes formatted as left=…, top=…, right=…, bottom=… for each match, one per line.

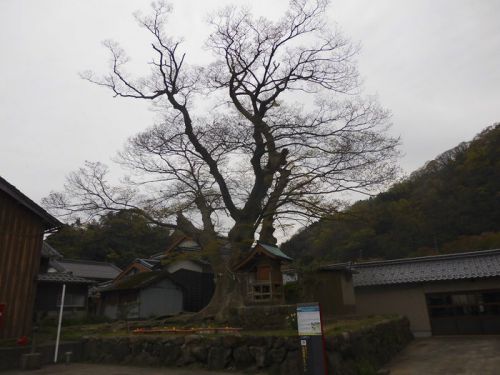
left=180, top=232, right=247, bottom=323
left=177, top=216, right=254, bottom=323
left=196, top=270, right=245, bottom=322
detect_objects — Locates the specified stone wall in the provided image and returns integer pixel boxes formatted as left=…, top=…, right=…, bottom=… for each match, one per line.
left=325, top=317, right=414, bottom=374
left=228, top=305, right=296, bottom=329
left=79, top=316, right=413, bottom=374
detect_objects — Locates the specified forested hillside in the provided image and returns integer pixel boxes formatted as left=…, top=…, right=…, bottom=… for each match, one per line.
left=282, top=124, right=500, bottom=263
left=45, top=210, right=173, bottom=267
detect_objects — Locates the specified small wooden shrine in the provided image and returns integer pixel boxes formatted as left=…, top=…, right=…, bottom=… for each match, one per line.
left=233, top=242, right=293, bottom=305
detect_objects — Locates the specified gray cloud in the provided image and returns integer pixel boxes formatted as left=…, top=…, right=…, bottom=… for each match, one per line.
left=1, top=0, right=499, bottom=208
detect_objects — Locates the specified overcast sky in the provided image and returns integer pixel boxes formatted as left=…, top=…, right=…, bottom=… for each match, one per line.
left=1, top=0, right=499, bottom=214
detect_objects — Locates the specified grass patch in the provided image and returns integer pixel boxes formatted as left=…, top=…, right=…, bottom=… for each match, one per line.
left=324, top=315, right=396, bottom=335
left=241, top=329, right=297, bottom=337
left=354, top=359, right=379, bottom=375
left=19, top=314, right=397, bottom=344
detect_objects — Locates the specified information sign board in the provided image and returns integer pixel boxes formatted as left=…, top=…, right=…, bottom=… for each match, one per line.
left=296, top=303, right=327, bottom=375
left=297, top=304, right=322, bottom=336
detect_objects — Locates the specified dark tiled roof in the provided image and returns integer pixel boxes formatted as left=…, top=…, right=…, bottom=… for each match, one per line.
left=54, top=259, right=122, bottom=280
left=41, top=242, right=63, bottom=259
left=321, top=249, right=500, bottom=287
left=102, top=271, right=177, bottom=292
left=149, top=252, right=165, bottom=260
left=159, top=236, right=202, bottom=258
left=234, top=242, right=292, bottom=271
left=38, top=273, right=94, bottom=284
left=91, top=280, right=114, bottom=293
left=137, top=258, right=161, bottom=269
left=258, top=243, right=293, bottom=261
left=0, top=175, right=62, bottom=230
left=155, top=236, right=228, bottom=260
left=48, top=258, right=66, bottom=272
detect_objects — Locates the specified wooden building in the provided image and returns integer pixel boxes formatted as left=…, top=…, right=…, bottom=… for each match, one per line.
left=302, top=266, right=356, bottom=316
left=107, top=236, right=215, bottom=313
left=0, top=176, right=61, bottom=339
left=35, top=273, right=94, bottom=317
left=234, top=243, right=292, bottom=305
left=113, top=258, right=162, bottom=284
left=35, top=242, right=121, bottom=318
left=99, top=271, right=184, bottom=319
left=322, top=249, right=500, bottom=337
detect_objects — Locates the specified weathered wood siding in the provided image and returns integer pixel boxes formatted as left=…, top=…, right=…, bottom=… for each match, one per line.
left=0, top=190, right=44, bottom=339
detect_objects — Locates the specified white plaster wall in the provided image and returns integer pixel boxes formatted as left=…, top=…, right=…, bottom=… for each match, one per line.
left=139, top=279, right=183, bottom=318
left=166, top=260, right=203, bottom=274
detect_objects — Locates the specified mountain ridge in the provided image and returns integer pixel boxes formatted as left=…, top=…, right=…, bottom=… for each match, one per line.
left=282, top=123, right=500, bottom=263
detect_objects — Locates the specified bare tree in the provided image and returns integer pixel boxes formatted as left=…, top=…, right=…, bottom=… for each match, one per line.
left=44, top=0, right=399, bottom=320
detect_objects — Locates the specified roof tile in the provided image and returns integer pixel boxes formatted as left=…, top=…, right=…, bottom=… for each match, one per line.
left=38, top=273, right=94, bottom=284
left=322, top=249, right=500, bottom=287
left=54, top=259, right=122, bottom=280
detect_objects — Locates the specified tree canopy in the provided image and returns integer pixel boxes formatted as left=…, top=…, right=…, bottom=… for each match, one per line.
left=45, top=210, right=173, bottom=268
left=43, top=0, right=399, bottom=319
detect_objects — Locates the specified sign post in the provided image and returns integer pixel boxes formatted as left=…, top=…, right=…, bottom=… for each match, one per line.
left=296, top=302, right=327, bottom=375
left=54, top=283, right=66, bottom=363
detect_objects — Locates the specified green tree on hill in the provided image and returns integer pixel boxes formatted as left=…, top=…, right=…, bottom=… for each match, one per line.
left=46, top=210, right=172, bottom=267
left=283, top=123, right=500, bottom=262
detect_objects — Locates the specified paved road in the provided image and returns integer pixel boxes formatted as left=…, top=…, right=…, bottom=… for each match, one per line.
left=385, top=336, right=500, bottom=375
left=2, top=363, right=262, bottom=375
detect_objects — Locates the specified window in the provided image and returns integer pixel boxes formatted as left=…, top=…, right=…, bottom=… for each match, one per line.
left=253, top=284, right=271, bottom=300
left=427, top=291, right=500, bottom=317
left=57, top=293, right=86, bottom=307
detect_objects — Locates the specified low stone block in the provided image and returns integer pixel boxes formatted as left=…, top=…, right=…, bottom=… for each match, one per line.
left=20, top=353, right=41, bottom=370
left=249, top=346, right=268, bottom=368
left=207, top=346, right=230, bottom=370
left=233, top=345, right=253, bottom=368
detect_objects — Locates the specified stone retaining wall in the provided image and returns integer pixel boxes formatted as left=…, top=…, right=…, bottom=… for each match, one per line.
left=228, top=305, right=296, bottom=329
left=80, top=316, right=413, bottom=374
left=325, top=317, right=413, bottom=374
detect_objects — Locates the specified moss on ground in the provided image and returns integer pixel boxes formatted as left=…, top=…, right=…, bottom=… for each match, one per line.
left=4, top=314, right=397, bottom=347
left=323, top=315, right=398, bottom=335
